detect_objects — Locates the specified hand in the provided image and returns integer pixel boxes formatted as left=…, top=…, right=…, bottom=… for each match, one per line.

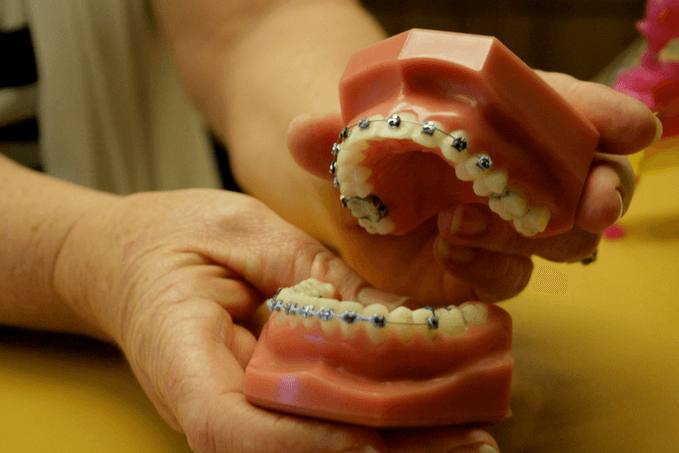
left=52, top=189, right=499, bottom=452
left=288, top=72, right=659, bottom=304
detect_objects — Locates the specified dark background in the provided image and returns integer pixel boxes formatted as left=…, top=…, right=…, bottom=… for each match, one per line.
left=360, top=0, right=647, bottom=81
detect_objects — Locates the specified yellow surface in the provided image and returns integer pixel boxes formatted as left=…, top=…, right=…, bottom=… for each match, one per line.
left=0, top=332, right=191, bottom=452
left=1, top=170, right=678, bottom=452
left=491, top=168, right=679, bottom=452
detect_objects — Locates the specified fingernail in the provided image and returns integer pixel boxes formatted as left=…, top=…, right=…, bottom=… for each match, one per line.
left=357, top=287, right=411, bottom=309
left=447, top=444, right=499, bottom=453
left=340, top=446, right=380, bottom=453
left=650, top=113, right=663, bottom=146
left=438, top=239, right=475, bottom=263
left=441, top=205, right=489, bottom=236
left=287, top=113, right=311, bottom=134
left=615, top=188, right=624, bottom=221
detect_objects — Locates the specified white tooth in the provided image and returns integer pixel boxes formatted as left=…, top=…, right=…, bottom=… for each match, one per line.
left=388, top=306, right=414, bottom=341
left=464, top=157, right=486, bottom=180
left=483, top=168, right=508, bottom=194
left=336, top=166, right=353, bottom=183
left=455, top=160, right=474, bottom=181
left=488, top=188, right=528, bottom=220
left=412, top=308, right=437, bottom=336
left=345, top=198, right=376, bottom=219
left=513, top=206, right=551, bottom=237
left=301, top=305, right=320, bottom=329
left=412, top=120, right=445, bottom=149
left=355, top=182, right=373, bottom=199
left=362, top=304, right=390, bottom=345
left=346, top=115, right=384, bottom=143
left=441, top=140, right=471, bottom=164
left=440, top=130, right=471, bottom=164
left=488, top=195, right=514, bottom=220
left=295, top=279, right=335, bottom=298
left=352, top=166, right=372, bottom=183
left=435, top=307, right=466, bottom=336
left=339, top=182, right=374, bottom=199
left=373, top=218, right=395, bottom=235
left=473, top=178, right=493, bottom=197
left=337, top=146, right=366, bottom=166
left=504, top=189, right=529, bottom=217
left=339, top=182, right=358, bottom=198
left=460, top=303, right=489, bottom=325
left=337, top=301, right=364, bottom=337
left=474, top=168, right=508, bottom=196
left=315, top=298, right=341, bottom=335
left=378, top=112, right=419, bottom=140
left=358, top=218, right=379, bottom=234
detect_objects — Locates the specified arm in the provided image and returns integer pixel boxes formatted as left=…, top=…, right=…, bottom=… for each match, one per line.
left=152, top=0, right=386, bottom=244
left=0, top=154, right=114, bottom=339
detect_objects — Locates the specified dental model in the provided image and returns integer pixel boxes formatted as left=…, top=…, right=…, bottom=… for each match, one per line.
left=332, top=29, right=600, bottom=237
left=244, top=279, right=513, bottom=427
left=244, top=29, right=596, bottom=427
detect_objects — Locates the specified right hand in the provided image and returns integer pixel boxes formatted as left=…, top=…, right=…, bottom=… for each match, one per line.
left=52, top=188, right=500, bottom=453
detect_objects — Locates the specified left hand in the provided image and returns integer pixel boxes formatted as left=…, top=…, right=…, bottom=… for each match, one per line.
left=288, top=71, right=658, bottom=304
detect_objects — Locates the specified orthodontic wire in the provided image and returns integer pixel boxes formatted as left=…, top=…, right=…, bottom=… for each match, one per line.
left=330, top=116, right=495, bottom=187
left=267, top=297, right=455, bottom=330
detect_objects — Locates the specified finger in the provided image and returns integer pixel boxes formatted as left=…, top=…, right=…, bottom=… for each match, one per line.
left=288, top=112, right=345, bottom=179
left=159, top=301, right=386, bottom=453
left=435, top=236, right=533, bottom=302
left=575, top=153, right=636, bottom=234
left=438, top=204, right=599, bottom=263
left=535, top=70, right=660, bottom=154
left=166, top=264, right=265, bottom=321
left=384, top=427, right=499, bottom=453
left=205, top=195, right=369, bottom=301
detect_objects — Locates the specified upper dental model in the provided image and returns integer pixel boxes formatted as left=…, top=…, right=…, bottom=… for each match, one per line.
left=334, top=29, right=600, bottom=237
left=244, top=279, right=513, bottom=427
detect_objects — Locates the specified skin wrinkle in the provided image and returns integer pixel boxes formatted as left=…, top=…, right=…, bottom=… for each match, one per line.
left=0, top=2, right=659, bottom=450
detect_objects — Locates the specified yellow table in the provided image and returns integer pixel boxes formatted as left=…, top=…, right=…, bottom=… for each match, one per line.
left=1, top=165, right=677, bottom=453
left=0, top=331, right=191, bottom=452
left=491, top=164, right=679, bottom=452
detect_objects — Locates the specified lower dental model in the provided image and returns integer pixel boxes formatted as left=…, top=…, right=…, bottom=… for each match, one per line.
left=244, top=279, right=513, bottom=427
left=333, top=29, right=600, bottom=237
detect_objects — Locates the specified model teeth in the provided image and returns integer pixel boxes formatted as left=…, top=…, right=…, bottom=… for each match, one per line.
left=268, top=279, right=490, bottom=342
left=412, top=308, right=436, bottom=336
left=435, top=307, right=467, bottom=336
left=363, top=303, right=390, bottom=344
left=413, top=120, right=446, bottom=148
left=460, top=303, right=489, bottom=325
left=389, top=306, right=415, bottom=341
left=488, top=188, right=529, bottom=220
left=440, top=130, right=471, bottom=164
left=473, top=168, right=508, bottom=197
left=337, top=301, right=364, bottom=338
left=513, top=206, right=551, bottom=237
left=376, top=112, right=419, bottom=140
left=332, top=111, right=553, bottom=236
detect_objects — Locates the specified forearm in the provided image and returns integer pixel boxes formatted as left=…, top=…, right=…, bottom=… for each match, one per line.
left=0, top=155, right=115, bottom=339
left=154, top=0, right=385, bottom=243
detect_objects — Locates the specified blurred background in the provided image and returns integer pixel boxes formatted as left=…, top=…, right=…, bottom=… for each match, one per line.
left=360, top=0, right=647, bottom=81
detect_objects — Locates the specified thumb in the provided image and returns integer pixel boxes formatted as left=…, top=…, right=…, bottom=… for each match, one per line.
left=288, top=112, right=344, bottom=179
left=204, top=195, right=368, bottom=301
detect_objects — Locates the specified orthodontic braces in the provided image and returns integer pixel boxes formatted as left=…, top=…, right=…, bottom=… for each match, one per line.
left=330, top=116, right=498, bottom=219
left=267, top=297, right=448, bottom=330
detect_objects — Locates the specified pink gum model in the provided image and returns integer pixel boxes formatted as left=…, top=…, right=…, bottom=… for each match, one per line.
left=332, top=29, right=600, bottom=237
left=244, top=280, right=512, bottom=427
